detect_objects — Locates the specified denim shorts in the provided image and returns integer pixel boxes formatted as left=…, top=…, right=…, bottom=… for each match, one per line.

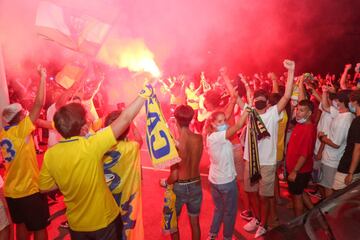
left=173, top=179, right=203, bottom=217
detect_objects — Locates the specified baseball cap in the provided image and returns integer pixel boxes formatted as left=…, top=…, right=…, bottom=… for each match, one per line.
left=2, top=103, right=23, bottom=123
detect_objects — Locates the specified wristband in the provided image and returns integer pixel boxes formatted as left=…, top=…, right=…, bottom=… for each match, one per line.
left=242, top=103, right=249, bottom=111
left=138, top=84, right=154, bottom=98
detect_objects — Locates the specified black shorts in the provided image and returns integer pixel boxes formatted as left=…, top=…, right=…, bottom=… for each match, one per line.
left=69, top=214, right=123, bottom=240
left=6, top=192, right=50, bottom=231
left=288, top=172, right=311, bottom=195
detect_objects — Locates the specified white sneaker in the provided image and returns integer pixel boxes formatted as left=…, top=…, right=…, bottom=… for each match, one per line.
left=243, top=217, right=260, bottom=232
left=255, top=225, right=267, bottom=238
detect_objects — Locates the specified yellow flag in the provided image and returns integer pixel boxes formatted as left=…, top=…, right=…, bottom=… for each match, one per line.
left=103, top=141, right=144, bottom=240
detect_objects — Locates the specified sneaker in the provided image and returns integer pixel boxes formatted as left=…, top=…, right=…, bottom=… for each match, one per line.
left=306, top=189, right=322, bottom=199
left=59, top=220, right=69, bottom=229
left=255, top=225, right=267, bottom=238
left=206, top=233, right=217, bottom=240
left=243, top=217, right=260, bottom=232
left=240, top=209, right=253, bottom=221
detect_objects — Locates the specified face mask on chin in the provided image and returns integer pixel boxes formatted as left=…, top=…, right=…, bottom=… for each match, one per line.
left=296, top=113, right=311, bottom=124
left=254, top=100, right=267, bottom=110
left=296, top=117, right=307, bottom=124
left=216, top=123, right=228, bottom=132
left=349, top=102, right=356, bottom=113
left=291, top=100, right=298, bottom=107
left=332, top=100, right=339, bottom=109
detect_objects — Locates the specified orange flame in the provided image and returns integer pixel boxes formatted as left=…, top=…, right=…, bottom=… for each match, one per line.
left=97, top=38, right=161, bottom=77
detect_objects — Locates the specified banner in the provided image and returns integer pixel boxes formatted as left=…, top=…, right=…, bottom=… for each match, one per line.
left=145, top=95, right=181, bottom=168
left=103, top=141, right=144, bottom=240
left=35, top=1, right=111, bottom=56
left=55, top=63, right=85, bottom=89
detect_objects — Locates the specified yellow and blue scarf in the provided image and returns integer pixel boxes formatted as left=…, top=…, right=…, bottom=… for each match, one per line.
left=145, top=95, right=181, bottom=168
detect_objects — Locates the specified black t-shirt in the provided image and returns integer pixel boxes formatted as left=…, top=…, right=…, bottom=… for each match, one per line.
left=338, top=116, right=360, bottom=174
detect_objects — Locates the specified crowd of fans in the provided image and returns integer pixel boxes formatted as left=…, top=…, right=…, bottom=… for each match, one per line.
left=0, top=60, right=360, bottom=240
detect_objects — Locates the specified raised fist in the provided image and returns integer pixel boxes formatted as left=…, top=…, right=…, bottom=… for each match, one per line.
left=219, top=67, right=227, bottom=77
left=267, top=72, right=276, bottom=81
left=345, top=64, right=352, bottom=70
left=283, top=60, right=295, bottom=71
left=322, top=85, right=329, bottom=93
left=37, top=65, right=47, bottom=78
left=355, top=63, right=360, bottom=73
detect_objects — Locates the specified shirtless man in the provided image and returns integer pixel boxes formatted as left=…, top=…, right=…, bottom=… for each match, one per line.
left=165, top=105, right=203, bottom=240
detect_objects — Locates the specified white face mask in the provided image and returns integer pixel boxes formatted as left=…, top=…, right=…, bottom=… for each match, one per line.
left=291, top=100, right=298, bottom=107
left=296, top=117, right=307, bottom=124
left=349, top=102, right=356, bottom=113
left=296, top=113, right=311, bottom=124
left=216, top=123, right=228, bottom=132
left=332, top=100, right=339, bottom=109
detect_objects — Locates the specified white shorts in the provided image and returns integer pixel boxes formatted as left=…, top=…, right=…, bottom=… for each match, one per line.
left=318, top=164, right=337, bottom=189
left=332, top=172, right=360, bottom=190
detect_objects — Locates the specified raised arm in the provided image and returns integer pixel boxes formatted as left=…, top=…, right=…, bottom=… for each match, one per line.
left=298, top=75, right=307, bottom=101
left=226, top=108, right=249, bottom=140
left=321, top=86, right=331, bottom=113
left=268, top=72, right=279, bottom=93
left=353, top=63, right=360, bottom=84
left=239, top=73, right=253, bottom=105
left=220, top=67, right=236, bottom=96
left=277, top=60, right=295, bottom=113
left=223, top=93, right=237, bottom=120
left=306, top=82, right=322, bottom=103
left=129, top=123, right=143, bottom=147
left=159, top=78, right=171, bottom=92
left=110, top=77, right=154, bottom=139
left=29, top=65, right=46, bottom=123
left=340, top=64, right=351, bottom=90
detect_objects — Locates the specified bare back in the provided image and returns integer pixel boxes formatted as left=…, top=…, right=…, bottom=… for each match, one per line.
left=176, top=129, right=203, bottom=180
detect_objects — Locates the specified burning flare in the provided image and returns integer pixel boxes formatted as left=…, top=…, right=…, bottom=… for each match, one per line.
left=98, top=38, right=161, bottom=77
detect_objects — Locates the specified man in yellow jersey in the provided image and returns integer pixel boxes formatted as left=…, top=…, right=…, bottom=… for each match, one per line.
left=0, top=66, right=49, bottom=240
left=103, top=110, right=144, bottom=240
left=39, top=78, right=154, bottom=240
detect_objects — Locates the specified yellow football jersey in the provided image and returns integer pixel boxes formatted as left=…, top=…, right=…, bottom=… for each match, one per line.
left=277, top=111, right=288, bottom=161
left=0, top=116, right=39, bottom=198
left=39, top=127, right=120, bottom=231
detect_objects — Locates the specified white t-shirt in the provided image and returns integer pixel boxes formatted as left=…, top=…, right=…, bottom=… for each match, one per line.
left=244, top=105, right=283, bottom=166
left=314, top=104, right=338, bottom=154
left=46, top=103, right=62, bottom=147
left=207, top=130, right=236, bottom=184
left=322, top=112, right=355, bottom=168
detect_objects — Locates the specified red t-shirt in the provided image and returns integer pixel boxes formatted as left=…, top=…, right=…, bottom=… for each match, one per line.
left=286, top=122, right=316, bottom=173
